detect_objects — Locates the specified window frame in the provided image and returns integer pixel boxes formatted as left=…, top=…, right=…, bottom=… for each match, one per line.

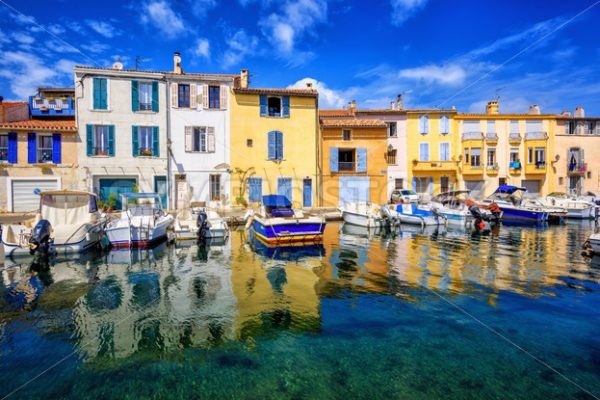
left=93, top=125, right=109, bottom=156
left=267, top=96, right=282, bottom=117
left=0, top=134, right=8, bottom=162
left=470, top=147, right=482, bottom=167
left=209, top=174, right=221, bottom=201
left=388, top=122, right=397, bottom=137
left=208, top=85, right=220, bottom=109
left=138, top=81, right=153, bottom=111
left=138, top=126, right=154, bottom=156
left=192, top=127, right=207, bottom=153
left=37, top=134, right=53, bottom=163
left=439, top=142, right=450, bottom=161
left=342, top=129, right=352, bottom=141
left=337, top=148, right=356, bottom=171
left=419, top=143, right=429, bottom=161
left=178, top=83, right=191, bottom=108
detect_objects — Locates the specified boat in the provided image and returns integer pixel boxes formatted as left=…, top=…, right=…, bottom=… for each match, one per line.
left=584, top=233, right=600, bottom=256
left=339, top=202, right=399, bottom=228
left=174, top=208, right=229, bottom=240
left=393, top=203, right=447, bottom=226
left=481, top=186, right=548, bottom=224
left=430, top=190, right=501, bottom=226
left=539, top=192, right=596, bottom=220
left=105, top=193, right=174, bottom=248
left=523, top=198, right=567, bottom=224
left=1, top=190, right=107, bottom=257
left=245, top=195, right=326, bottom=245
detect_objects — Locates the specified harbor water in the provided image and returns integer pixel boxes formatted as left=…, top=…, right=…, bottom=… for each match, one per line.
left=1, top=222, right=599, bottom=399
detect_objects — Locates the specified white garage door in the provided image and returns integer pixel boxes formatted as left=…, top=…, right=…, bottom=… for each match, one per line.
left=339, top=176, right=370, bottom=206
left=11, top=179, right=59, bottom=212
left=521, top=180, right=540, bottom=197
left=464, top=180, right=485, bottom=199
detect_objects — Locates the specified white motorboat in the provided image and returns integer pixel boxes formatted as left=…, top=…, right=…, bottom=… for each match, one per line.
left=393, top=203, right=447, bottom=226
left=339, top=202, right=399, bottom=228
left=585, top=233, right=600, bottom=255
left=174, top=208, right=229, bottom=240
left=105, top=193, right=174, bottom=248
left=540, top=193, right=596, bottom=220
left=1, top=190, right=107, bottom=257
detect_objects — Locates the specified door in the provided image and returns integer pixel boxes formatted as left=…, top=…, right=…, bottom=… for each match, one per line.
left=339, top=176, right=370, bottom=206
left=521, top=180, right=540, bottom=197
left=10, top=178, right=59, bottom=212
left=154, top=176, right=168, bottom=209
left=303, top=178, right=312, bottom=208
left=568, top=176, right=581, bottom=196
left=277, top=177, right=292, bottom=202
left=464, top=180, right=485, bottom=199
left=440, top=176, right=450, bottom=194
left=99, top=178, right=136, bottom=210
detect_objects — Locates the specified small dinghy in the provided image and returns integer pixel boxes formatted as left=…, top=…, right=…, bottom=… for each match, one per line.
left=174, top=208, right=229, bottom=241
left=394, top=203, right=447, bottom=226
left=339, top=202, right=399, bottom=228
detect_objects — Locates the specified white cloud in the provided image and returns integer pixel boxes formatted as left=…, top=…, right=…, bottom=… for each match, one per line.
left=288, top=77, right=350, bottom=108
left=398, top=64, right=467, bottom=87
left=86, top=20, right=122, bottom=38
left=55, top=59, right=78, bottom=74
left=222, top=29, right=259, bottom=68
left=390, top=0, right=429, bottom=26
left=81, top=41, right=110, bottom=54
left=0, top=51, right=57, bottom=97
left=67, top=21, right=85, bottom=34
left=141, top=0, right=185, bottom=39
left=13, top=12, right=37, bottom=26
left=46, top=24, right=66, bottom=35
left=12, top=33, right=35, bottom=45
left=189, top=0, right=217, bottom=18
left=193, top=38, right=211, bottom=60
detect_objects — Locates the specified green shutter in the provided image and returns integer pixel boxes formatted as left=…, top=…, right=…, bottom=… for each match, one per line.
left=86, top=124, right=93, bottom=156
left=152, top=126, right=159, bottom=156
left=100, top=78, right=107, bottom=109
left=93, top=78, right=101, bottom=110
left=108, top=125, right=115, bottom=156
left=131, top=80, right=139, bottom=112
left=132, top=126, right=139, bottom=157
left=152, top=81, right=159, bottom=112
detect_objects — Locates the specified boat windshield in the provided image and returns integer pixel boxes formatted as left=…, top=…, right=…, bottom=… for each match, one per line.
left=400, top=190, right=417, bottom=196
left=126, top=197, right=160, bottom=216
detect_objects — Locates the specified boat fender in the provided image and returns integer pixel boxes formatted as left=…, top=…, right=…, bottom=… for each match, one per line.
left=245, top=215, right=254, bottom=230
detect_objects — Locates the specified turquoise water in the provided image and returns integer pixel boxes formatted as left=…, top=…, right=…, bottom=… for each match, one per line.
left=1, top=222, right=599, bottom=399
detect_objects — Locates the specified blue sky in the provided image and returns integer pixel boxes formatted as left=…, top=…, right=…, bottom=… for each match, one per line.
left=1, top=0, right=600, bottom=114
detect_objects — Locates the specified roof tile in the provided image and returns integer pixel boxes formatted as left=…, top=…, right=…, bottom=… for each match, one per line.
left=320, top=118, right=387, bottom=128
left=0, top=119, right=77, bottom=131
left=233, top=87, right=318, bottom=97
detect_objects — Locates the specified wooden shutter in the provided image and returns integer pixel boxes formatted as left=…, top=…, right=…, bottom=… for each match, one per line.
left=190, top=84, right=197, bottom=108
left=27, top=133, right=36, bottom=163
left=7, top=132, right=17, bottom=163
left=207, top=127, right=215, bottom=152
left=356, top=147, right=367, bottom=172
left=185, top=126, right=193, bottom=152
left=276, top=131, right=283, bottom=159
left=202, top=84, right=209, bottom=108
left=152, top=81, right=159, bottom=112
left=329, top=147, right=338, bottom=172
left=152, top=126, right=159, bottom=156
left=108, top=125, right=115, bottom=156
left=220, top=85, right=228, bottom=110
left=260, top=95, right=267, bottom=116
left=267, top=131, right=276, bottom=159
left=132, top=126, right=139, bottom=157
left=171, top=83, right=178, bottom=108
left=52, top=133, right=61, bottom=163
left=131, top=80, right=139, bottom=112
left=86, top=125, right=93, bottom=156
left=282, top=96, right=290, bottom=117
left=93, top=78, right=102, bottom=110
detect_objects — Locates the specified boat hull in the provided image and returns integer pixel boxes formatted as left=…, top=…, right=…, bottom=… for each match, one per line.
left=251, top=217, right=326, bottom=245
left=498, top=206, right=547, bottom=223
left=106, top=220, right=172, bottom=248
left=566, top=207, right=595, bottom=219
left=341, top=210, right=385, bottom=228
left=394, top=204, right=445, bottom=226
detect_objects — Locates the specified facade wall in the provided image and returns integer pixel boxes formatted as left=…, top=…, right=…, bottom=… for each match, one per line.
left=229, top=92, right=318, bottom=208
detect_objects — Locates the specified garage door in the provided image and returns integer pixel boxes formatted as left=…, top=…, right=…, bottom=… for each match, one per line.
left=99, top=178, right=137, bottom=210
left=521, top=180, right=540, bottom=197
left=11, top=179, right=59, bottom=212
left=339, top=176, right=370, bottom=206
left=464, top=180, right=485, bottom=199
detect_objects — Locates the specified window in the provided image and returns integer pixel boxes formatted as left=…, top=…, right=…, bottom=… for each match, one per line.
left=567, top=121, right=576, bottom=135
left=94, top=125, right=109, bottom=156
left=464, top=148, right=470, bottom=164
left=510, top=120, right=519, bottom=135
left=419, top=143, right=429, bottom=161
left=440, top=176, right=450, bottom=193
left=92, top=77, right=107, bottom=110
left=0, top=134, right=7, bottom=161
left=487, top=148, right=496, bottom=167
left=193, top=127, right=207, bottom=152
left=267, top=131, right=284, bottom=160
left=528, top=147, right=533, bottom=164
left=338, top=149, right=355, bottom=171
left=247, top=139, right=253, bottom=147
left=440, top=116, right=449, bottom=135
left=510, top=148, right=519, bottom=163
left=394, top=178, right=404, bottom=190
left=589, top=122, right=595, bottom=135
left=138, top=82, right=153, bottom=111
left=487, top=120, right=496, bottom=134
left=415, top=177, right=429, bottom=194
left=470, top=147, right=481, bottom=167
left=139, top=127, right=153, bottom=156
left=37, top=135, right=53, bottom=163
left=210, top=174, right=221, bottom=201
left=439, top=142, right=450, bottom=161
left=499, top=178, right=507, bottom=186
left=343, top=129, right=351, bottom=141
left=535, top=147, right=545, bottom=168
left=178, top=84, right=190, bottom=108
left=387, top=147, right=397, bottom=165
left=268, top=97, right=281, bottom=117
left=576, top=121, right=586, bottom=135
left=419, top=115, right=429, bottom=134
left=209, top=86, right=220, bottom=109
left=388, top=122, right=397, bottom=137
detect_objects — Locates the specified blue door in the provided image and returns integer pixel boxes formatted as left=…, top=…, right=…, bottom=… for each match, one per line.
left=339, top=176, right=370, bottom=206
left=303, top=178, right=312, bottom=208
left=99, top=178, right=136, bottom=210
left=154, top=176, right=168, bottom=209
left=277, top=177, right=292, bottom=202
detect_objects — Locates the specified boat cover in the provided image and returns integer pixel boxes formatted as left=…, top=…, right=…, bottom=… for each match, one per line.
left=494, top=185, right=527, bottom=194
left=262, top=195, right=292, bottom=208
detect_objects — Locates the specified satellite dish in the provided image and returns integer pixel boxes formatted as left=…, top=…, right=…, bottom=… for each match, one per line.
left=112, top=61, right=123, bottom=70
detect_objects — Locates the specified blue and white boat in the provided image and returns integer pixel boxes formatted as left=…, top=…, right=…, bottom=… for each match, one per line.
left=394, top=203, right=447, bottom=226
left=481, top=185, right=548, bottom=224
left=246, top=195, right=326, bottom=245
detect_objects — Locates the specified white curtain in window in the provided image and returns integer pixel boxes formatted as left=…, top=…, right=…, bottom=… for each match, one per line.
left=140, top=83, right=152, bottom=105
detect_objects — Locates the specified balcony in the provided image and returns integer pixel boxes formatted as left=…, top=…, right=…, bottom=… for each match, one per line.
left=524, top=131, right=548, bottom=140
left=508, top=132, right=522, bottom=144
left=462, top=163, right=484, bottom=176
left=525, top=161, right=547, bottom=175
left=509, top=161, right=522, bottom=175
left=29, top=95, right=75, bottom=117
left=485, top=132, right=498, bottom=144
left=462, top=132, right=483, bottom=141
left=486, top=163, right=499, bottom=175
left=412, top=160, right=458, bottom=172
left=567, top=162, right=587, bottom=176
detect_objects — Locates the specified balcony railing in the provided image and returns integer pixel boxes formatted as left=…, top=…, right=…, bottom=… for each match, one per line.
left=485, top=132, right=498, bottom=141
left=568, top=162, right=587, bottom=174
left=462, top=132, right=483, bottom=140
left=486, top=163, right=499, bottom=170
left=525, top=131, right=548, bottom=140
left=509, top=161, right=522, bottom=170
left=509, top=132, right=522, bottom=142
left=535, top=162, right=546, bottom=169
left=338, top=162, right=355, bottom=171
left=29, top=96, right=75, bottom=116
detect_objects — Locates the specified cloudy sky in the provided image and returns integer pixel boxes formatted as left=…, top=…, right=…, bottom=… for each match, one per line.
left=1, top=0, right=599, bottom=113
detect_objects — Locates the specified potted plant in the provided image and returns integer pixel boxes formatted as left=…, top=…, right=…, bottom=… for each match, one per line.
left=141, top=149, right=153, bottom=156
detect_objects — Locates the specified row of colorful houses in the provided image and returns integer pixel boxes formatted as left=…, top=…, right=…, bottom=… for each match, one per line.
left=1, top=52, right=599, bottom=212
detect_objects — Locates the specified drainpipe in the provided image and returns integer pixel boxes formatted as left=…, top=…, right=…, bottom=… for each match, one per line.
left=165, top=77, right=172, bottom=210
left=316, top=96, right=322, bottom=207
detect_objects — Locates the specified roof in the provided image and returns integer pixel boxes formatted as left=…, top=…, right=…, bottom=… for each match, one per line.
left=0, top=101, right=28, bottom=107
left=233, top=87, right=318, bottom=97
left=320, top=118, right=387, bottom=128
left=319, top=109, right=356, bottom=117
left=263, top=194, right=292, bottom=207
left=38, top=87, right=75, bottom=93
left=75, top=65, right=236, bottom=80
left=457, top=113, right=558, bottom=119
left=0, top=119, right=77, bottom=131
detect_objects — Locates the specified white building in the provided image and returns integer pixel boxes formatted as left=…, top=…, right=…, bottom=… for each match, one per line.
left=166, top=53, right=236, bottom=209
left=74, top=63, right=168, bottom=209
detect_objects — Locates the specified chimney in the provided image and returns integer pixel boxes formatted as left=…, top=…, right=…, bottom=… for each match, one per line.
left=574, top=106, right=585, bottom=118
left=306, top=81, right=313, bottom=89
left=561, top=110, right=572, bottom=117
left=396, top=94, right=403, bottom=110
left=349, top=100, right=356, bottom=110
left=173, top=51, right=183, bottom=74
left=240, top=69, right=249, bottom=89
left=390, top=101, right=395, bottom=110
left=528, top=105, right=541, bottom=115
left=485, top=100, right=499, bottom=115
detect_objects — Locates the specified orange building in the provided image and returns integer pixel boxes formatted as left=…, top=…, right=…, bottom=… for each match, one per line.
left=320, top=118, right=388, bottom=207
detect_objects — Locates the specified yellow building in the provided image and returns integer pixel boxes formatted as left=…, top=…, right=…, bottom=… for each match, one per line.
left=406, top=109, right=460, bottom=195
left=457, top=101, right=556, bottom=198
left=230, top=71, right=319, bottom=208
left=320, top=118, right=388, bottom=207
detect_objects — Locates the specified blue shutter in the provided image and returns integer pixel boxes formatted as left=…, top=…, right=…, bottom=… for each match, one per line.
left=132, top=126, right=139, bottom=157
left=93, top=78, right=101, bottom=109
left=52, top=133, right=61, bottom=163
left=441, top=116, right=449, bottom=133
left=330, top=147, right=338, bottom=172
left=28, top=132, right=36, bottom=163
left=86, top=125, right=93, bottom=156
left=152, top=81, right=159, bottom=112
left=152, top=126, right=159, bottom=156
left=278, top=178, right=292, bottom=201
left=276, top=131, right=283, bottom=159
left=419, top=116, right=425, bottom=133
left=303, top=179, right=312, bottom=207
left=424, top=116, right=429, bottom=133
left=248, top=178, right=262, bottom=202
left=101, top=78, right=107, bottom=109
left=259, top=95, right=267, bottom=116
left=131, top=80, right=139, bottom=112
left=267, top=131, right=276, bottom=159
left=282, top=96, right=290, bottom=117
left=412, top=177, right=417, bottom=191
left=108, top=125, right=115, bottom=156
left=357, top=147, right=367, bottom=172
left=7, top=132, right=17, bottom=163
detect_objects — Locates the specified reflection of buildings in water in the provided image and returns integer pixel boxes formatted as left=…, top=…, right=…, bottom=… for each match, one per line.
left=72, top=241, right=236, bottom=361
left=230, top=231, right=322, bottom=339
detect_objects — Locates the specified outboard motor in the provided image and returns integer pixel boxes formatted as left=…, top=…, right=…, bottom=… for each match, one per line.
left=29, top=219, right=53, bottom=255
left=196, top=209, right=210, bottom=241
left=486, top=202, right=502, bottom=223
